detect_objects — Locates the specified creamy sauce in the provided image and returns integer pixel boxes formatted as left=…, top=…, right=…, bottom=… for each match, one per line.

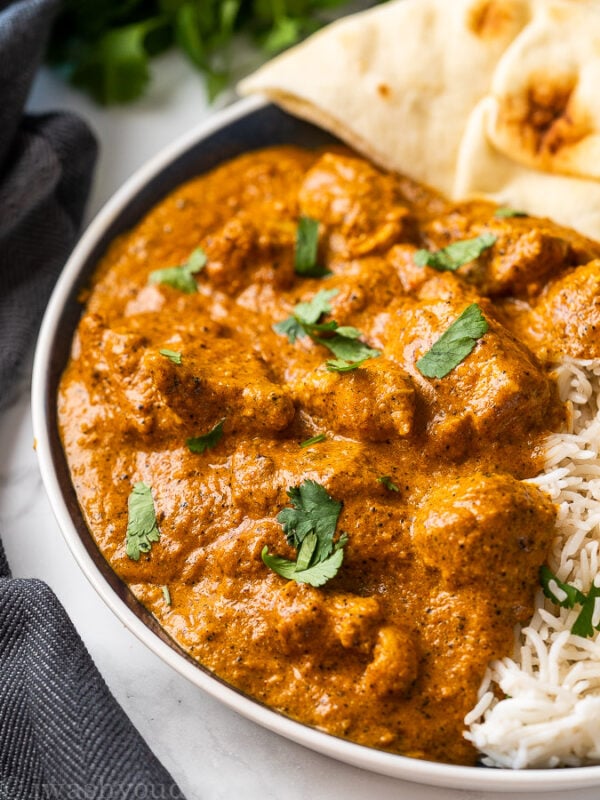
left=59, top=147, right=600, bottom=764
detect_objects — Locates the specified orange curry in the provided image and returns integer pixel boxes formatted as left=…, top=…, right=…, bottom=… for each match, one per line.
left=58, top=147, right=600, bottom=764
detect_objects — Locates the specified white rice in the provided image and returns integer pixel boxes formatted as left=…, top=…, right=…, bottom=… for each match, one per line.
left=465, top=358, right=600, bottom=768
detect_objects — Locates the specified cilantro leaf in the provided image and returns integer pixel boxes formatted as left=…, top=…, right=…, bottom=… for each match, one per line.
left=326, top=357, right=373, bottom=372
left=539, top=566, right=600, bottom=638
left=277, top=480, right=342, bottom=558
left=263, top=480, right=346, bottom=587
left=294, top=288, right=339, bottom=326
left=273, top=289, right=339, bottom=343
left=416, top=303, right=489, bottom=379
left=126, top=482, right=160, bottom=561
left=159, top=348, right=182, bottom=365
left=494, top=207, right=528, bottom=218
left=272, top=316, right=305, bottom=344
left=322, top=334, right=380, bottom=364
left=378, top=475, right=399, bottom=492
left=273, top=288, right=379, bottom=369
left=571, top=586, right=600, bottom=639
left=149, top=247, right=207, bottom=293
left=540, top=565, right=586, bottom=608
left=261, top=543, right=345, bottom=588
left=262, top=15, right=302, bottom=54
left=186, top=419, right=225, bottom=454
left=300, top=434, right=326, bottom=447
left=414, top=233, right=496, bottom=272
left=295, top=216, right=328, bottom=277
left=67, top=18, right=170, bottom=105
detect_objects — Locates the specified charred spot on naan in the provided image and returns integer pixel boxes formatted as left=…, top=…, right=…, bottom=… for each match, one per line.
left=498, top=74, right=593, bottom=163
left=466, top=0, right=530, bottom=41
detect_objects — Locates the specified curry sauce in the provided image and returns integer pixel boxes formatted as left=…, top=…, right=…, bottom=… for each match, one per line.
left=58, top=147, right=600, bottom=764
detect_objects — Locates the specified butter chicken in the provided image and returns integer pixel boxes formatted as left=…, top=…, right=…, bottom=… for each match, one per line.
left=58, top=147, right=600, bottom=764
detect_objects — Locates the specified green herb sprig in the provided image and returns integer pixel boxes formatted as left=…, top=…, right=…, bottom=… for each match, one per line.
left=159, top=348, right=182, bottom=365
left=47, top=1, right=362, bottom=105
left=494, top=207, right=528, bottom=219
left=262, top=479, right=347, bottom=587
left=149, top=247, right=207, bottom=294
left=187, top=419, right=225, bottom=454
left=414, top=233, right=496, bottom=272
left=300, top=434, right=326, bottom=448
left=378, top=475, right=399, bottom=492
left=540, top=565, right=600, bottom=638
left=126, top=482, right=161, bottom=561
left=416, top=303, right=489, bottom=379
left=295, top=216, right=329, bottom=277
left=274, top=288, right=380, bottom=371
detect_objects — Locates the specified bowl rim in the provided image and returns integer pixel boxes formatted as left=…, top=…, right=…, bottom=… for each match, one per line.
left=31, top=93, right=600, bottom=792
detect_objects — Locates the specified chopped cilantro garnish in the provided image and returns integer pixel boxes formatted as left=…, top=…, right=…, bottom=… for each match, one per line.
left=274, top=288, right=380, bottom=370
left=186, top=419, right=225, bottom=454
left=295, top=216, right=328, bottom=277
left=326, top=357, right=373, bottom=372
left=378, top=475, right=399, bottom=492
left=162, top=585, right=171, bottom=606
left=494, top=207, right=528, bottom=218
left=159, top=348, right=182, bottom=365
left=261, top=543, right=346, bottom=587
left=416, top=303, right=489, bottom=379
left=540, top=565, right=600, bottom=638
left=294, top=288, right=339, bottom=326
left=300, top=434, right=326, bottom=447
left=262, top=479, right=346, bottom=587
left=540, top=565, right=586, bottom=608
left=126, top=482, right=160, bottom=561
left=149, top=247, right=207, bottom=293
left=414, top=233, right=496, bottom=272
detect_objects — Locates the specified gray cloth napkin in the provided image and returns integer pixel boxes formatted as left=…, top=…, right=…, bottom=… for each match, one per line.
left=0, top=1, right=185, bottom=797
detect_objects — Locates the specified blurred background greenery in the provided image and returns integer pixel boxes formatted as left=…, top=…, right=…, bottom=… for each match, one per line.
left=48, top=0, right=383, bottom=105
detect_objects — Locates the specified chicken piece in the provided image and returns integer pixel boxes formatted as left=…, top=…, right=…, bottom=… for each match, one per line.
left=272, top=585, right=418, bottom=697
left=290, top=358, right=415, bottom=442
left=327, top=593, right=382, bottom=653
left=79, top=319, right=295, bottom=438
left=202, top=212, right=297, bottom=296
left=421, top=200, right=600, bottom=297
left=360, top=626, right=419, bottom=697
left=384, top=273, right=562, bottom=452
left=298, top=152, right=413, bottom=258
left=151, top=339, right=295, bottom=436
left=411, top=473, right=556, bottom=597
left=322, top=255, right=408, bottom=320
left=527, top=261, right=600, bottom=359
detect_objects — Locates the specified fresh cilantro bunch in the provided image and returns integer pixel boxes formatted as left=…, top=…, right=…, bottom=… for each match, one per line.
left=47, top=0, right=373, bottom=104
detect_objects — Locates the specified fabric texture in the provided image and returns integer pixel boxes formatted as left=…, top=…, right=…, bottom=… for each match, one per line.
left=0, top=1, right=185, bottom=798
left=0, top=0, right=97, bottom=409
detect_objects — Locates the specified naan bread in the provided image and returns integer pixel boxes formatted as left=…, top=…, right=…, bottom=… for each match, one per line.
left=455, top=96, right=600, bottom=240
left=486, top=0, right=600, bottom=180
left=239, top=0, right=600, bottom=239
left=239, top=0, right=531, bottom=195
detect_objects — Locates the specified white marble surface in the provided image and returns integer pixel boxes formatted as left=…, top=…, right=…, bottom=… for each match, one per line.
left=1, top=51, right=597, bottom=800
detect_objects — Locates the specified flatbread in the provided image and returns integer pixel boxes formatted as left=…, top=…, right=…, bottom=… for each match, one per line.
left=486, top=0, right=600, bottom=180
left=239, top=0, right=600, bottom=240
left=239, top=0, right=531, bottom=195
left=454, top=96, right=600, bottom=239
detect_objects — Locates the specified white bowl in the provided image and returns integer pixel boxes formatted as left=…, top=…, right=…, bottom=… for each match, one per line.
left=31, top=95, right=600, bottom=792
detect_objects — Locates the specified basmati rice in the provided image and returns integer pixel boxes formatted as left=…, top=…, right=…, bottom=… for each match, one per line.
left=465, top=358, right=600, bottom=768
